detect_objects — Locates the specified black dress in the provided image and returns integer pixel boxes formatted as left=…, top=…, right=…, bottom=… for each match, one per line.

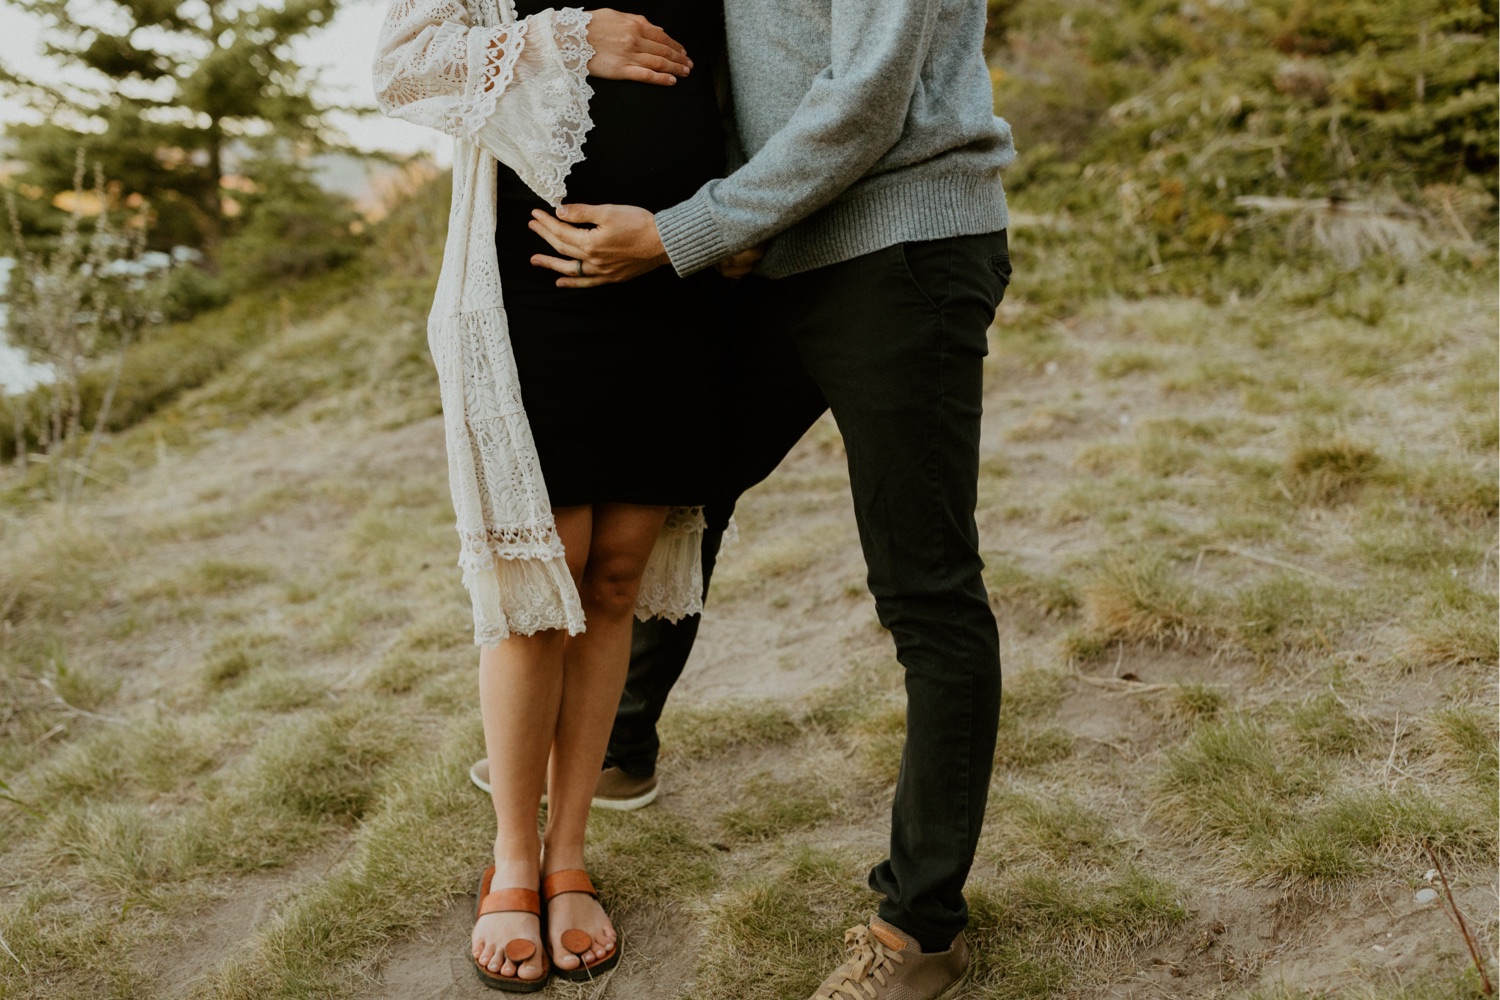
left=496, top=0, right=727, bottom=509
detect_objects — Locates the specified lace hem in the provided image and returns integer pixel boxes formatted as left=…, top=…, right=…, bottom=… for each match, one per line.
left=635, top=506, right=706, bottom=624
left=467, top=546, right=586, bottom=645
left=463, top=506, right=706, bottom=644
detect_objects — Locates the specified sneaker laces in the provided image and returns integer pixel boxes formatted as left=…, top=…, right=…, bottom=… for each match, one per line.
left=813, top=924, right=906, bottom=1000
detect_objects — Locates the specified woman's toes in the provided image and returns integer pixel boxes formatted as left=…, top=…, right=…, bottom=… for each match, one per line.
left=520, top=957, right=544, bottom=981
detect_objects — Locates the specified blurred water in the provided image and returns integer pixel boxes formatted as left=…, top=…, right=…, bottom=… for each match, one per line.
left=0, top=256, right=55, bottom=395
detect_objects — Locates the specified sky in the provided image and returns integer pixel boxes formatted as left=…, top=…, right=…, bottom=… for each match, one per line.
left=0, top=0, right=451, bottom=164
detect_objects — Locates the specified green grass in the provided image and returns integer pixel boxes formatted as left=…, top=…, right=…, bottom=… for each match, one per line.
left=719, top=776, right=840, bottom=842
left=656, top=700, right=802, bottom=764
left=686, top=848, right=880, bottom=1000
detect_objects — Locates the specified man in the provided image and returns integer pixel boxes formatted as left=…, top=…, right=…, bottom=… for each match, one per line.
left=482, top=2, right=1013, bottom=996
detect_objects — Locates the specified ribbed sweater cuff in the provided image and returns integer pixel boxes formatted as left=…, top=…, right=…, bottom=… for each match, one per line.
left=655, top=191, right=730, bottom=277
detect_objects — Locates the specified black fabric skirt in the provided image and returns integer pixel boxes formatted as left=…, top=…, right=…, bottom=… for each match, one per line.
left=501, top=266, right=728, bottom=508
left=497, top=0, right=728, bottom=510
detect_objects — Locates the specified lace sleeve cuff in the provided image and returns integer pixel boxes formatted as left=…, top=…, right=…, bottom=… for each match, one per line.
left=456, top=20, right=530, bottom=137
left=467, top=7, right=595, bottom=207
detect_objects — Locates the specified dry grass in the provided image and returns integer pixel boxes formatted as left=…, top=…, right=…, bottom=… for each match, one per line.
left=0, top=221, right=1494, bottom=1000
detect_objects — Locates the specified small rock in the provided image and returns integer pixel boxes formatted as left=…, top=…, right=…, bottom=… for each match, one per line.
left=1415, top=888, right=1439, bottom=905
left=1371, top=944, right=1386, bottom=952
left=1423, top=869, right=1438, bottom=882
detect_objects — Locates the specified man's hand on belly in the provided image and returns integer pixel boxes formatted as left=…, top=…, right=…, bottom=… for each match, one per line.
left=529, top=205, right=671, bottom=288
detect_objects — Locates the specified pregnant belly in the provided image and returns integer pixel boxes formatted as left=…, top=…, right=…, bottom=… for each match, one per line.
left=563, top=76, right=725, bottom=211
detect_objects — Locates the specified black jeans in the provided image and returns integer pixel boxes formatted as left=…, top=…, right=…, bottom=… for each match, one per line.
left=607, top=231, right=1011, bottom=951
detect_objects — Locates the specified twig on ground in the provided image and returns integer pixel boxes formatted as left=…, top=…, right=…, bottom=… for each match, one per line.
left=1423, top=841, right=1494, bottom=995
left=1078, top=674, right=1175, bottom=695
left=1197, top=545, right=1339, bottom=586
left=1075, top=673, right=1229, bottom=696
left=27, top=722, right=67, bottom=748
left=0, top=926, right=25, bottom=972
left=1084, top=736, right=1136, bottom=759
left=1380, top=714, right=1407, bottom=786
left=37, top=676, right=126, bottom=724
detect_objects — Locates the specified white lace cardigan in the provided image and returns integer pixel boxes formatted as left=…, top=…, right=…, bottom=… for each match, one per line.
left=373, top=0, right=705, bottom=645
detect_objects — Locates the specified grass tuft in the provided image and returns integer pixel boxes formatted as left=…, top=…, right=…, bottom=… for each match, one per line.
left=1289, top=692, right=1371, bottom=757
left=720, top=776, right=840, bottom=842
left=1430, top=707, right=1499, bottom=790
left=1154, top=716, right=1322, bottom=844
left=237, top=698, right=413, bottom=824
left=657, top=700, right=802, bottom=763
left=201, top=631, right=283, bottom=690
left=964, top=866, right=1187, bottom=998
left=1283, top=438, right=1381, bottom=506
left=1077, top=553, right=1211, bottom=652
left=686, top=848, right=873, bottom=1000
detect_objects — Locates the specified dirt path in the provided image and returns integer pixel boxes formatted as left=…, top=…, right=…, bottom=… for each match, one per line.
left=335, top=307, right=1498, bottom=998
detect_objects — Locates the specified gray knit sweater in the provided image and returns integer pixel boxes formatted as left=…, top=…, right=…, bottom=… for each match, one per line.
left=654, top=0, right=1015, bottom=279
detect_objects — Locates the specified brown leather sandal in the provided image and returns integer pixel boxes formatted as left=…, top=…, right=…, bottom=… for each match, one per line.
left=542, top=868, right=621, bottom=981
left=472, top=865, right=550, bottom=993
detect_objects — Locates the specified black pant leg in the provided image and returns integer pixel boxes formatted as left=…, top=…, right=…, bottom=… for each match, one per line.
left=606, top=520, right=725, bottom=777
left=605, top=277, right=829, bottom=776
left=771, top=232, right=1012, bottom=951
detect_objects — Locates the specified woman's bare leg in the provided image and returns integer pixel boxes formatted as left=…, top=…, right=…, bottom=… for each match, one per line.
left=472, top=506, right=592, bottom=981
left=543, top=503, right=669, bottom=970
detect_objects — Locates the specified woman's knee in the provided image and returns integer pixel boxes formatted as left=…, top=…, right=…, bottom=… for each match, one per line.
left=579, top=562, right=644, bottom=618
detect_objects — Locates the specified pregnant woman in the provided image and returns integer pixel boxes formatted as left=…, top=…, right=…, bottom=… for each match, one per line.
left=374, top=1, right=726, bottom=990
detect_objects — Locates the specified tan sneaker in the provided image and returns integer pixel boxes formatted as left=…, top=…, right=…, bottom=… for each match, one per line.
left=469, top=760, right=660, bottom=811
left=810, top=919, right=969, bottom=1000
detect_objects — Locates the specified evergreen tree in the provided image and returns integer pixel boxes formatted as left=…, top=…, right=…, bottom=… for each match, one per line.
left=1, top=0, right=341, bottom=251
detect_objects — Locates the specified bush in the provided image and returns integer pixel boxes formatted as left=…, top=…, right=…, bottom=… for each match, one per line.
left=218, top=156, right=368, bottom=292
left=990, top=0, right=1498, bottom=283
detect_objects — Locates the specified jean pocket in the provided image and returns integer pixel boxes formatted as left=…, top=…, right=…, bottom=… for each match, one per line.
left=898, top=240, right=950, bottom=312
left=988, top=252, right=1013, bottom=305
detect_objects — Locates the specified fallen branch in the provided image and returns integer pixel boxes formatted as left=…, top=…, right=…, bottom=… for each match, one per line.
left=1423, top=841, right=1494, bottom=995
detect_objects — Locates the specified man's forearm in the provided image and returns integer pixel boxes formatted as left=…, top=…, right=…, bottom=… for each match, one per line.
left=656, top=0, right=942, bottom=276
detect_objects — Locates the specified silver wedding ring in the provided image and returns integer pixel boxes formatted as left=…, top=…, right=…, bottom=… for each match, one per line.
left=575, top=259, right=585, bottom=277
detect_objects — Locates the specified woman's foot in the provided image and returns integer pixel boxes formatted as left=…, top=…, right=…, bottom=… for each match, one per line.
left=542, top=859, right=617, bottom=972
left=473, top=860, right=547, bottom=984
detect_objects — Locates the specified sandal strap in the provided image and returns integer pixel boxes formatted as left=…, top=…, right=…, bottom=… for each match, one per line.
left=542, top=869, right=597, bottom=901
left=480, top=887, right=542, bottom=918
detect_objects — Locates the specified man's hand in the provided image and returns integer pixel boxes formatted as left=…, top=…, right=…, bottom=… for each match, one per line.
left=529, top=204, right=671, bottom=288
left=717, top=244, right=765, bottom=280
